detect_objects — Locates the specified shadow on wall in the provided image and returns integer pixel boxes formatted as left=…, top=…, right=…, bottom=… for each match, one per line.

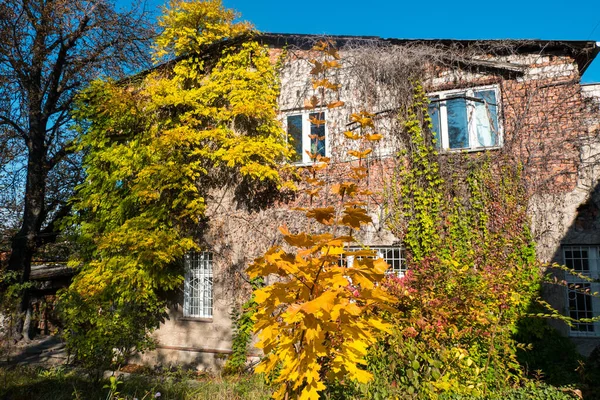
left=547, top=181, right=600, bottom=352
left=515, top=181, right=600, bottom=391
left=132, top=285, right=236, bottom=373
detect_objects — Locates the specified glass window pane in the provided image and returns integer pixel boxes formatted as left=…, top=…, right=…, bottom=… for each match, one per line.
left=565, top=258, right=574, bottom=269
left=565, top=250, right=573, bottom=259
left=287, top=115, right=303, bottom=162
left=473, top=90, right=498, bottom=147
left=582, top=257, right=590, bottom=273
left=446, top=97, right=469, bottom=149
left=428, top=98, right=441, bottom=148
left=570, top=285, right=594, bottom=332
left=564, top=247, right=596, bottom=334
left=310, top=112, right=326, bottom=157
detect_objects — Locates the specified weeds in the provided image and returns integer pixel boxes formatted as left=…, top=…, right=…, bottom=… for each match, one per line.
left=0, top=366, right=271, bottom=400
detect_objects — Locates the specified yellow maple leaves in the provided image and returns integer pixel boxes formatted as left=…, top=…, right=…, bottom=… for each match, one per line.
left=248, top=40, right=396, bottom=399
left=249, top=233, right=395, bottom=399
left=65, top=0, right=290, bottom=372
left=248, top=152, right=397, bottom=399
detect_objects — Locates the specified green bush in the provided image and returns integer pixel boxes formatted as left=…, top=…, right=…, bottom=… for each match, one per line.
left=515, top=316, right=583, bottom=386
left=223, top=278, right=262, bottom=375
left=441, top=382, right=577, bottom=400
left=372, top=83, right=541, bottom=398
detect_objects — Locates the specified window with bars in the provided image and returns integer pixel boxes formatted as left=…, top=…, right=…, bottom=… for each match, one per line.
left=344, top=246, right=406, bottom=277
left=563, top=246, right=600, bottom=336
left=183, top=251, right=213, bottom=318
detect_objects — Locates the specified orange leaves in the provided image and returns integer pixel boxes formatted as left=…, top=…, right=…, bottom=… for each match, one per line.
left=365, top=133, right=383, bottom=141
left=350, top=165, right=368, bottom=180
left=341, top=206, right=372, bottom=229
left=309, top=60, right=326, bottom=76
left=323, top=59, right=341, bottom=68
left=327, top=100, right=345, bottom=109
left=308, top=115, right=326, bottom=126
left=282, top=231, right=315, bottom=249
left=348, top=148, right=372, bottom=159
left=371, top=257, right=390, bottom=275
left=350, top=111, right=375, bottom=129
left=301, top=290, right=337, bottom=314
left=306, top=207, right=335, bottom=225
left=312, top=78, right=341, bottom=91
left=332, top=182, right=358, bottom=198
left=249, top=226, right=397, bottom=398
left=248, top=40, right=397, bottom=400
left=309, top=59, right=341, bottom=76
left=312, top=39, right=340, bottom=60
left=305, top=187, right=321, bottom=197
left=344, top=130, right=359, bottom=140
left=343, top=130, right=381, bottom=142
left=303, top=95, right=319, bottom=110
left=305, top=40, right=341, bottom=121
left=305, top=150, right=329, bottom=165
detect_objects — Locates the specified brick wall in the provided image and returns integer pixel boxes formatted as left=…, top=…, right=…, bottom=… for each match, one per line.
left=145, top=41, right=600, bottom=368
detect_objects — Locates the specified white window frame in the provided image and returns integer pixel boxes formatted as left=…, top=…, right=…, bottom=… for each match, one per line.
left=344, top=246, right=406, bottom=277
left=284, top=109, right=329, bottom=164
left=183, top=251, right=213, bottom=319
left=428, top=84, right=502, bottom=151
left=563, top=245, right=600, bottom=337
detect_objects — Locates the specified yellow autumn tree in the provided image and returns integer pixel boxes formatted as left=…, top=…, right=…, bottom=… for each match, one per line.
left=248, top=41, right=397, bottom=400
left=60, top=0, right=290, bottom=371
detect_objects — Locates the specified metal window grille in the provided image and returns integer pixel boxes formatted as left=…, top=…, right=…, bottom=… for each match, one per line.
left=183, top=251, right=213, bottom=318
left=564, top=246, right=599, bottom=336
left=343, top=246, right=406, bottom=277
left=373, top=247, right=406, bottom=277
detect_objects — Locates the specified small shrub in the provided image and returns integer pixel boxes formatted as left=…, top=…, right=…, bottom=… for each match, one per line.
left=223, top=278, right=263, bottom=375
left=515, top=316, right=583, bottom=386
left=440, top=382, right=578, bottom=400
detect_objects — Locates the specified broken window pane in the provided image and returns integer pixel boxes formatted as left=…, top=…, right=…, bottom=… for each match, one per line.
left=474, top=90, right=498, bottom=147
left=446, top=97, right=468, bottom=149
left=426, top=87, right=501, bottom=151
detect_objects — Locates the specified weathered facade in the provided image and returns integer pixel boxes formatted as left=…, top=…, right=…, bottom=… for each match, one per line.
left=137, top=35, right=600, bottom=370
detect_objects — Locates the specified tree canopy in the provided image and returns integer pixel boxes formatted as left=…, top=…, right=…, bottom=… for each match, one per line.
left=0, top=0, right=154, bottom=339
left=60, top=0, right=290, bottom=369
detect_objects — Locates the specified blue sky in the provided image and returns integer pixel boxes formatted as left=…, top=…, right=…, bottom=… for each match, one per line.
left=129, top=0, right=600, bottom=83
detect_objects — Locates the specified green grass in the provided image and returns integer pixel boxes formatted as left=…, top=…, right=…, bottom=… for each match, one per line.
left=0, top=366, right=272, bottom=400
left=0, top=365, right=592, bottom=400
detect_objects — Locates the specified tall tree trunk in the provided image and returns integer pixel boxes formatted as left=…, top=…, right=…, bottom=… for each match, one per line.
left=7, top=119, right=47, bottom=340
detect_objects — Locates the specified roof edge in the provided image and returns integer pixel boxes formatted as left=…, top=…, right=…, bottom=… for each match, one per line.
left=258, top=33, right=600, bottom=74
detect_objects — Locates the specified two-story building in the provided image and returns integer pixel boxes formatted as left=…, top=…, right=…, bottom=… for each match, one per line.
left=135, top=34, right=600, bottom=370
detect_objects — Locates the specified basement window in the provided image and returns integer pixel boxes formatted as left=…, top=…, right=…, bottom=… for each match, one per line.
left=563, top=246, right=600, bottom=336
left=428, top=85, right=501, bottom=151
left=286, top=111, right=327, bottom=163
left=183, top=251, right=213, bottom=319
